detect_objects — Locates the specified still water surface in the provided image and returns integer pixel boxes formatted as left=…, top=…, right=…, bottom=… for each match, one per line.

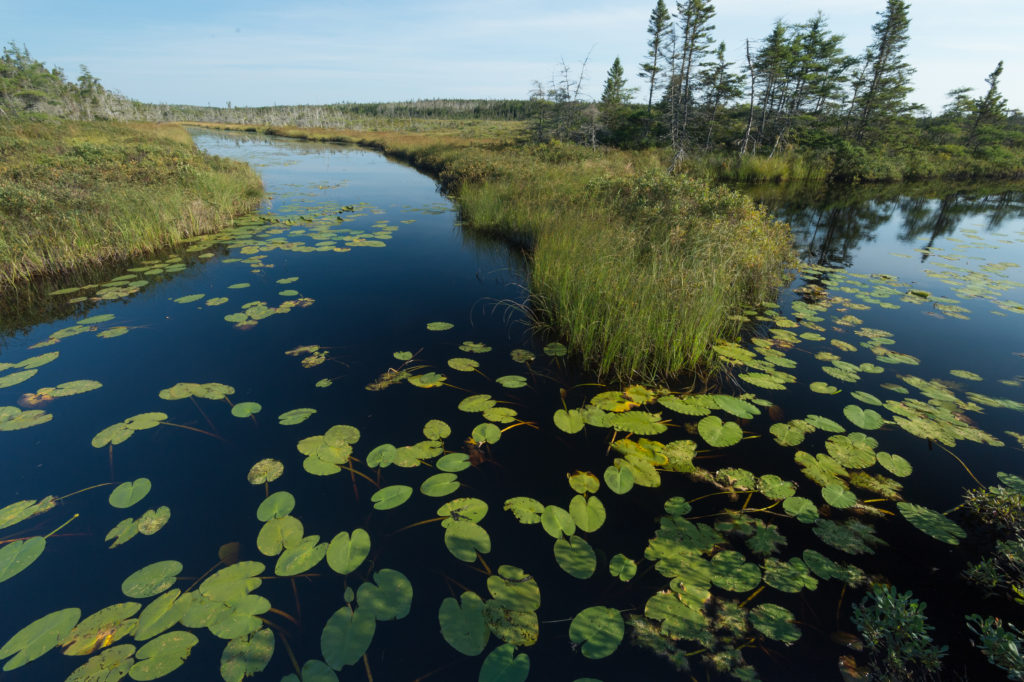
left=1, top=131, right=1022, bottom=681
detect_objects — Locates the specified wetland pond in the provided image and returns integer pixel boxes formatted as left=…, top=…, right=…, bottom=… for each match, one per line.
left=1, top=130, right=1023, bottom=682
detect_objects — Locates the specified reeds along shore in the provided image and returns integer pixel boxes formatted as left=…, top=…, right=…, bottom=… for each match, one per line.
left=192, top=123, right=795, bottom=380
left=0, top=118, right=263, bottom=288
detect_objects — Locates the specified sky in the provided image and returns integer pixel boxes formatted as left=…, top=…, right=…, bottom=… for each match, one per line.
left=4, top=0, right=1023, bottom=114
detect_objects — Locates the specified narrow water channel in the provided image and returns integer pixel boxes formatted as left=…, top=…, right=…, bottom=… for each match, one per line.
left=1, top=131, right=1023, bottom=682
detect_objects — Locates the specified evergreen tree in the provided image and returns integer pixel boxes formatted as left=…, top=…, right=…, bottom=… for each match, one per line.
left=852, top=0, right=915, bottom=145
left=668, top=0, right=716, bottom=153
left=600, top=57, right=637, bottom=141
left=695, top=42, right=743, bottom=150
left=639, top=0, right=673, bottom=126
left=969, top=60, right=1008, bottom=147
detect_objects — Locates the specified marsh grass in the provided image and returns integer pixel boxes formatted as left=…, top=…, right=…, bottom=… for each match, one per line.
left=0, top=117, right=262, bottom=287
left=191, top=123, right=794, bottom=380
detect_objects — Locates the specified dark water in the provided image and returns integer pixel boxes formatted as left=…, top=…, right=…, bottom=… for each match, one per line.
left=1, top=132, right=1023, bottom=682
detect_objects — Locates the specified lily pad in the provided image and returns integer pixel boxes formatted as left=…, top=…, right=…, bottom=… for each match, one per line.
left=543, top=342, right=567, bottom=357
left=0, top=607, right=81, bottom=671
left=444, top=520, right=491, bottom=562
left=897, top=503, right=966, bottom=545
left=407, top=372, right=446, bottom=388
left=137, top=507, right=171, bottom=535
left=437, top=452, right=471, bottom=472
left=554, top=536, right=596, bottom=579
left=372, top=485, right=413, bottom=510
left=0, top=406, right=52, bottom=431
left=603, top=464, right=634, bottom=495
left=843, top=405, right=886, bottom=430
left=357, top=569, right=413, bottom=621
left=504, top=497, right=544, bottom=524
left=472, top=423, right=502, bottom=444
left=426, top=321, right=454, bottom=331
left=510, top=349, right=535, bottom=363
left=320, top=606, right=375, bottom=669
left=479, top=643, right=529, bottom=682
left=230, top=402, right=262, bottom=418
left=220, top=628, right=274, bottom=682
left=697, top=416, right=743, bottom=448
left=326, top=529, right=371, bottom=575
left=496, top=375, right=527, bottom=389
left=423, top=419, right=451, bottom=440
left=439, top=591, right=489, bottom=656
left=133, top=590, right=191, bottom=641
left=749, top=603, right=800, bottom=643
left=876, top=452, right=913, bottom=477
left=282, top=660, right=337, bottom=682
left=256, top=491, right=295, bottom=522
left=822, top=485, right=858, bottom=509
left=246, top=459, right=283, bottom=485
left=568, top=606, right=624, bottom=659
left=63, top=602, right=141, bottom=655
left=448, top=357, right=479, bottom=372
left=122, top=560, right=183, bottom=598
left=108, top=479, right=152, bottom=509
left=569, top=495, right=606, bottom=533
left=609, top=554, right=637, bottom=582
left=67, top=644, right=135, bottom=681
left=0, top=537, right=46, bottom=585
left=710, top=550, right=761, bottom=592
left=275, top=536, right=328, bottom=576
left=278, top=408, right=316, bottom=425
left=554, top=409, right=584, bottom=434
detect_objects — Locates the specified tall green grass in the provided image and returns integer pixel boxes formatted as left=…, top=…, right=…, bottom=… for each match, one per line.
left=192, top=123, right=795, bottom=380
left=0, top=117, right=262, bottom=286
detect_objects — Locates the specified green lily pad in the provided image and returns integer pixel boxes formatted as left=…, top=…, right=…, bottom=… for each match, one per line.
left=710, top=550, right=761, bottom=592
left=876, top=452, right=913, bottom=477
left=230, top=402, right=262, bottom=418
left=472, top=422, right=501, bottom=444
left=568, top=471, right=600, bottom=495
left=609, top=554, right=637, bottom=582
left=603, top=464, right=634, bottom=495
left=320, top=606, right=375, bottom=669
left=357, top=569, right=413, bottom=621
left=479, top=643, right=529, bottom=682
left=950, top=369, right=982, bottom=381
left=0, top=370, right=37, bottom=389
left=554, top=409, right=584, bottom=434
left=0, top=607, right=80, bottom=671
left=407, top=372, right=446, bottom=388
left=256, top=491, right=295, bottom=522
left=483, top=406, right=518, bottom=424
left=444, top=520, right=491, bottom=562
left=220, top=628, right=274, bottom=682
left=282, top=660, right=337, bottom=682
left=36, top=380, right=102, bottom=398
left=108, top=479, right=152, bottom=509
left=607, top=410, right=666, bottom=436
left=851, top=391, right=883, bottom=406
left=843, top=405, right=886, bottom=430
left=423, top=419, right=451, bottom=440
left=897, top=503, right=966, bottom=545
left=246, top=459, right=283, bottom=485
left=459, top=394, right=496, bottom=412
left=569, top=495, right=606, bottom=533
left=106, top=517, right=140, bottom=548
left=437, top=452, right=471, bottom=472
left=459, top=341, right=492, bottom=354
left=543, top=342, right=567, bottom=357
left=758, top=475, right=796, bottom=501
left=822, top=485, right=857, bottom=509
left=256, top=516, right=304, bottom=556
left=809, top=381, right=841, bottom=395
left=207, top=594, right=271, bottom=640
left=0, top=537, right=45, bottom=585
left=426, top=321, right=454, bottom=331
left=134, top=589, right=191, bottom=641
left=805, top=415, right=845, bottom=433
left=63, top=602, right=140, bottom=655
left=540, top=505, right=576, bottom=538
left=749, top=603, right=801, bottom=643
left=67, top=644, right=136, bottom=681
left=372, top=485, right=413, bottom=510
left=504, top=497, right=544, bottom=524
left=554, top=536, right=596, bottom=579
left=770, top=422, right=805, bottom=447
left=174, top=294, right=204, bottom=304
left=510, top=349, right=535, bottom=363
left=698, top=416, right=743, bottom=447
left=0, top=497, right=55, bottom=530
left=278, top=408, right=316, bottom=425
left=496, top=375, right=527, bottom=389
left=326, top=529, right=371, bottom=575
left=438, top=498, right=489, bottom=528
left=136, top=501, right=169, bottom=532
left=122, top=560, right=183, bottom=598
left=568, top=606, right=624, bottom=659
left=762, top=558, right=818, bottom=593
left=783, top=496, right=819, bottom=523
left=275, top=535, right=328, bottom=576
left=0, top=406, right=52, bottom=431
left=439, top=591, right=489, bottom=656
left=448, top=357, right=479, bottom=372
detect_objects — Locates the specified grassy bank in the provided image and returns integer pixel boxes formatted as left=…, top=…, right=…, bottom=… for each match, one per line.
left=679, top=144, right=1024, bottom=184
left=0, top=117, right=263, bottom=286
left=192, top=122, right=794, bottom=380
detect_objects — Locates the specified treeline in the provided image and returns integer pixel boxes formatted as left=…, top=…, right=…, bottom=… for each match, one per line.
left=531, top=0, right=1024, bottom=181
left=0, top=42, right=141, bottom=120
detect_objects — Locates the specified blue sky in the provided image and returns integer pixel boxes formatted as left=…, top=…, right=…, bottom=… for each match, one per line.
left=4, top=0, right=1022, bottom=113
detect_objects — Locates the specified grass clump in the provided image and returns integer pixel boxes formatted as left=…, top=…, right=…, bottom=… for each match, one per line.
left=0, top=117, right=262, bottom=286
left=191, top=123, right=794, bottom=380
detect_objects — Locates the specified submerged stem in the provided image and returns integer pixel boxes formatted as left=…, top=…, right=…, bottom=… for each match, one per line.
left=56, top=482, right=116, bottom=502
left=44, top=513, right=79, bottom=539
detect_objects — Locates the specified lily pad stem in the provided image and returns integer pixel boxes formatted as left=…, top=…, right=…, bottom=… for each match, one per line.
left=363, top=654, right=374, bottom=682
left=476, top=552, right=492, bottom=575
left=340, top=464, right=379, bottom=489
left=391, top=517, right=444, bottom=536
left=56, top=481, right=116, bottom=502
left=738, top=585, right=766, bottom=609
left=44, top=513, right=79, bottom=539
left=161, top=422, right=227, bottom=441
left=268, top=607, right=300, bottom=627
left=935, top=442, right=983, bottom=487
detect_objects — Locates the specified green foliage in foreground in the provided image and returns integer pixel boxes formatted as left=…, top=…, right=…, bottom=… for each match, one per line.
left=0, top=118, right=263, bottom=286
left=194, top=124, right=794, bottom=379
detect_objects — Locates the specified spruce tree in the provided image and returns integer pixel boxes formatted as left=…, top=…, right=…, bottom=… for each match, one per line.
left=669, top=0, right=716, bottom=152
left=969, top=61, right=1008, bottom=148
left=853, top=0, right=915, bottom=145
left=639, top=0, right=673, bottom=125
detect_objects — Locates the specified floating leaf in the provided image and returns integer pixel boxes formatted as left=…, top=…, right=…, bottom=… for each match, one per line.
left=496, top=375, right=527, bottom=389
left=448, top=357, right=479, bottom=372
left=63, top=602, right=140, bottom=655
left=282, top=660, right=337, bottom=682
left=543, top=342, right=567, bottom=357
left=36, top=380, right=102, bottom=398
left=122, top=560, right=183, bottom=598
left=876, top=452, right=912, bottom=477
left=0, top=370, right=37, bottom=389
left=710, top=550, right=761, bottom=592
left=0, top=406, right=52, bottom=431
left=569, top=495, right=606, bottom=533
left=897, top=503, right=966, bottom=545
left=607, top=410, right=666, bottom=436
left=569, top=606, right=624, bottom=659
left=950, top=369, right=982, bottom=381
left=326, top=529, right=371, bottom=575
left=174, top=294, right=204, bottom=304
left=510, top=349, right=535, bottom=363
left=809, top=381, right=841, bottom=395
left=437, top=452, right=471, bottom=472
left=479, top=643, right=529, bottom=682
left=554, top=536, right=596, bottom=579
left=421, top=473, right=460, bottom=497
left=0, top=537, right=45, bottom=585
left=137, top=507, right=171, bottom=535
left=357, top=569, right=413, bottom=621
left=770, top=422, right=805, bottom=447
left=278, top=408, right=316, bottom=425
left=407, top=372, right=446, bottom=388
left=823, top=485, right=858, bottom=509
left=782, top=496, right=819, bottom=523
left=134, top=589, right=191, bottom=641
left=504, top=497, right=544, bottom=524
left=843, top=405, right=886, bottom=430
left=256, top=491, right=295, bottom=522
left=426, top=322, right=454, bottom=331
left=256, top=516, right=303, bottom=556
left=554, top=409, right=584, bottom=434
left=275, top=536, right=328, bottom=576
left=67, top=644, right=135, bottom=681
left=698, top=416, right=743, bottom=448
left=609, top=554, right=637, bottom=582
left=459, top=341, right=492, bottom=354
left=438, top=592, right=489, bottom=656
left=805, top=415, right=845, bottom=433
left=220, top=628, right=274, bottom=682
left=423, top=419, right=451, bottom=440
left=486, top=565, right=540, bottom=612
left=749, top=604, right=801, bottom=643
left=603, top=464, right=634, bottom=495
left=471, top=423, right=501, bottom=444
left=230, top=402, right=261, bottom=418
left=320, top=606, right=375, bottom=669
left=0, top=607, right=80, bottom=671
left=109, top=479, right=152, bottom=509
left=459, top=394, right=496, bottom=412
left=247, top=459, right=283, bottom=485
left=444, top=520, right=491, bottom=562
left=106, top=518, right=140, bottom=548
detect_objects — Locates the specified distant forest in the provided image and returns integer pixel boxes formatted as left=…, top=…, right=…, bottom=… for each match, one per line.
left=3, top=0, right=1022, bottom=181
